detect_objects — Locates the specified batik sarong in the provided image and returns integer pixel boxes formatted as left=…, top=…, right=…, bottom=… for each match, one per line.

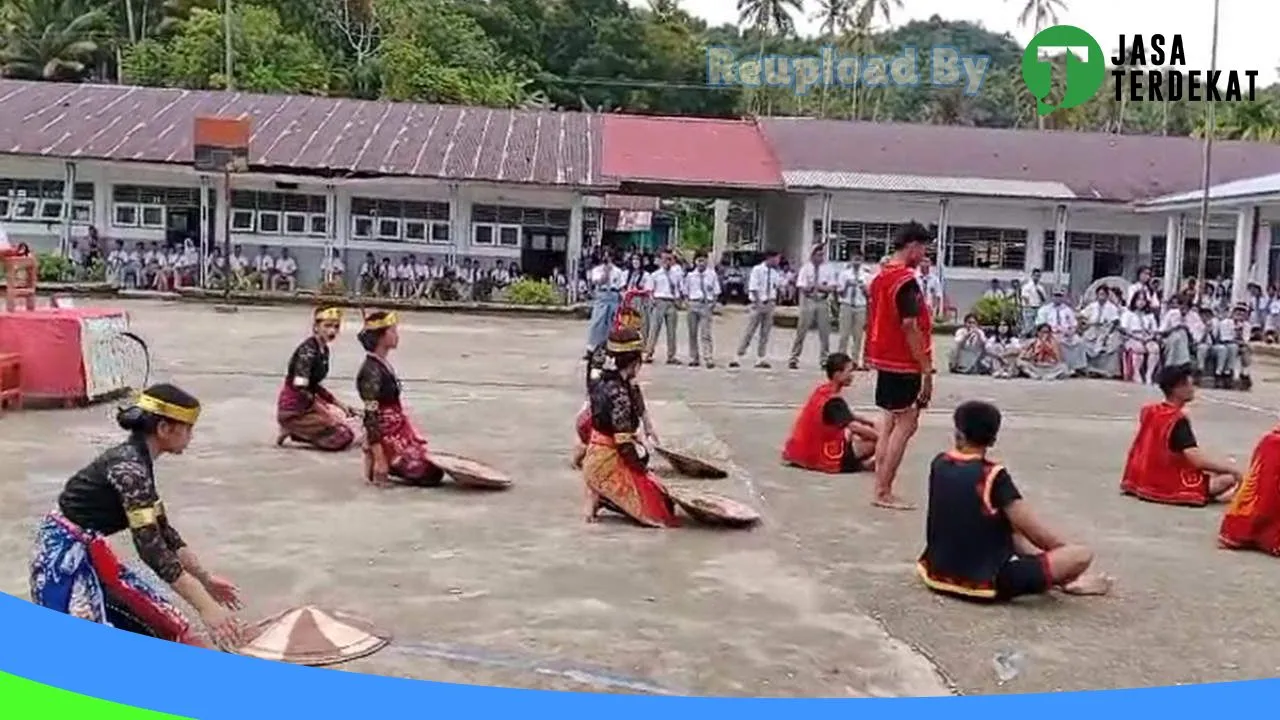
left=583, top=431, right=679, bottom=528
left=276, top=385, right=357, bottom=451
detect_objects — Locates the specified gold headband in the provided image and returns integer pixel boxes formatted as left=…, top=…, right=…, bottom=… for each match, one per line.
left=135, top=392, right=200, bottom=425
left=314, top=307, right=342, bottom=322
left=364, top=312, right=398, bottom=331
left=606, top=337, right=644, bottom=354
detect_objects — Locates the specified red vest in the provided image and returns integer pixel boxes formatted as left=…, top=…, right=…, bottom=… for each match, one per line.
left=782, top=381, right=847, bottom=473
left=866, top=261, right=932, bottom=373
left=1220, top=427, right=1280, bottom=554
left=1120, top=401, right=1209, bottom=506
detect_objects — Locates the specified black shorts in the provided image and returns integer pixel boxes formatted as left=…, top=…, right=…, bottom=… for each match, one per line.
left=874, top=370, right=923, bottom=411
left=994, top=553, right=1052, bottom=600
left=839, top=439, right=866, bottom=473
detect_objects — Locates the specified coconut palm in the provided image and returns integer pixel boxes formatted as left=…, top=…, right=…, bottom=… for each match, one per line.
left=1011, top=0, right=1069, bottom=129
left=810, top=0, right=849, bottom=116
left=737, top=0, right=803, bottom=115
left=0, top=0, right=108, bottom=81
left=844, top=0, right=901, bottom=120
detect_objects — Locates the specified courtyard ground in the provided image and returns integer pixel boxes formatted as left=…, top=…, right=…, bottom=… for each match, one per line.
left=3, top=299, right=1280, bottom=697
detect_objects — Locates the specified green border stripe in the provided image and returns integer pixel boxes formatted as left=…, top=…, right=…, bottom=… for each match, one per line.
left=0, top=671, right=190, bottom=718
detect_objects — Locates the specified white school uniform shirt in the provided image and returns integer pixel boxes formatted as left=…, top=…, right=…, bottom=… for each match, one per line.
left=747, top=262, right=781, bottom=304
left=1217, top=317, right=1249, bottom=343
left=180, top=248, right=199, bottom=269
left=915, top=268, right=942, bottom=307
left=986, top=336, right=1021, bottom=355
left=395, top=262, right=413, bottom=280
left=414, top=263, right=432, bottom=280
left=837, top=265, right=868, bottom=307
left=1185, top=312, right=1210, bottom=343
left=255, top=254, right=275, bottom=273
left=795, top=261, right=838, bottom=295
left=1035, top=302, right=1077, bottom=334
left=1081, top=300, right=1121, bottom=326
left=125, top=250, right=142, bottom=267
left=107, top=248, right=126, bottom=268
left=644, top=264, right=684, bottom=300
left=321, top=256, right=345, bottom=275
left=143, top=249, right=159, bottom=266
left=1020, top=280, right=1048, bottom=308
left=1121, top=309, right=1157, bottom=337
left=589, top=264, right=626, bottom=291
left=276, top=256, right=297, bottom=276
left=1267, top=297, right=1280, bottom=327
left=230, top=253, right=248, bottom=272
left=1159, top=307, right=1185, bottom=333
left=683, top=266, right=720, bottom=302
left=954, top=326, right=985, bottom=346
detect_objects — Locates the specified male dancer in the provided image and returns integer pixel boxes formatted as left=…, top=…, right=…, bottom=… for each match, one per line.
left=865, top=222, right=934, bottom=510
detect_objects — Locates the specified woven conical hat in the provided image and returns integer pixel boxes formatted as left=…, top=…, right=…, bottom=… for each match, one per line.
left=427, top=451, right=512, bottom=489
left=654, top=446, right=729, bottom=479
left=238, top=606, right=391, bottom=666
left=667, top=488, right=761, bottom=528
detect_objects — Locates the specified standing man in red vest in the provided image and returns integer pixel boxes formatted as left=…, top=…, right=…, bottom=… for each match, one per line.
left=866, top=222, right=935, bottom=510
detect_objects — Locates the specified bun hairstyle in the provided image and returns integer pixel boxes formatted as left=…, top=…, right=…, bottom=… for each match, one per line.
left=357, top=311, right=393, bottom=351
left=118, top=383, right=201, bottom=434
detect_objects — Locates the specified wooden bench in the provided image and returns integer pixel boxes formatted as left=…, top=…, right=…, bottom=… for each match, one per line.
left=0, top=353, right=21, bottom=412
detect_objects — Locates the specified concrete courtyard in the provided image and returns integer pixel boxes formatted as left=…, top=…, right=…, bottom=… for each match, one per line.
left=3, top=299, right=1280, bottom=697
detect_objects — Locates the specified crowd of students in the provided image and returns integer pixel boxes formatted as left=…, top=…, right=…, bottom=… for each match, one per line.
left=951, top=266, right=1257, bottom=390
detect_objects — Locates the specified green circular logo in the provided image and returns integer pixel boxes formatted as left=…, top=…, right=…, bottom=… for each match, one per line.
left=1021, top=25, right=1106, bottom=115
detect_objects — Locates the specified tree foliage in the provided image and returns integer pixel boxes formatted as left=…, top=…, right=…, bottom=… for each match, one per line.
left=0, top=0, right=1278, bottom=143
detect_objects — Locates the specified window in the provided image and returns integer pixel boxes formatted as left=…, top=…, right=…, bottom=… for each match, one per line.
left=284, top=212, right=308, bottom=235
left=39, top=200, right=64, bottom=220
left=71, top=200, right=93, bottom=223
left=498, top=224, right=521, bottom=247
left=257, top=211, right=282, bottom=234
left=140, top=205, right=165, bottom=228
left=352, top=216, right=374, bottom=239
left=429, top=222, right=451, bottom=244
left=0, top=197, right=9, bottom=219
left=11, top=198, right=37, bottom=219
left=309, top=214, right=327, bottom=236
left=818, top=220, right=938, bottom=263
left=944, top=226, right=1027, bottom=270
left=231, top=209, right=255, bottom=232
left=113, top=203, right=139, bottom=226
left=404, top=219, right=427, bottom=241
left=472, top=223, right=495, bottom=245
left=1043, top=231, right=1140, bottom=275
left=377, top=218, right=401, bottom=240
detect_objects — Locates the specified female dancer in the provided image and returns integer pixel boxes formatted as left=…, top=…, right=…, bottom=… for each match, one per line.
left=356, top=311, right=445, bottom=486
left=29, top=384, right=244, bottom=649
left=581, top=327, right=678, bottom=527
left=276, top=306, right=360, bottom=450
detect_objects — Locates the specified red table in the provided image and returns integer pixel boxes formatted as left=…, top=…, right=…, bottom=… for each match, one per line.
left=0, top=307, right=131, bottom=403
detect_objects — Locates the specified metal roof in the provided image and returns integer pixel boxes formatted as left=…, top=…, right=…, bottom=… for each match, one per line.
left=1136, top=171, right=1280, bottom=210
left=601, top=115, right=783, bottom=189
left=0, top=79, right=607, bottom=188
left=782, top=170, right=1076, bottom=199
left=760, top=117, right=1280, bottom=203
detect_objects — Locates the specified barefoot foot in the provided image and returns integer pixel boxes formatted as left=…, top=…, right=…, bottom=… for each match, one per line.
left=872, top=495, right=916, bottom=511
left=1062, top=572, right=1113, bottom=596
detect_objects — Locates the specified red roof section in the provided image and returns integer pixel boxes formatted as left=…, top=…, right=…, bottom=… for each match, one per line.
left=601, top=115, right=782, bottom=189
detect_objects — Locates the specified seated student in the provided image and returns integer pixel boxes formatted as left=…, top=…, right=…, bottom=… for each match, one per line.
left=1219, top=425, right=1280, bottom=555
left=918, top=400, right=1111, bottom=601
left=782, top=352, right=879, bottom=473
left=1120, top=364, right=1241, bottom=506
left=948, top=314, right=987, bottom=375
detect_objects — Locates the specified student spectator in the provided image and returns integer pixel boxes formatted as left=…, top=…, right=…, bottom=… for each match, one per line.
left=253, top=245, right=276, bottom=291
left=273, top=248, right=298, bottom=292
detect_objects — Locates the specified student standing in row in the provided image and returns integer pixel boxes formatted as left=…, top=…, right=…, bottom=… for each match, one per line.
left=836, top=254, right=869, bottom=367
left=789, top=243, right=837, bottom=370
left=683, top=252, right=721, bottom=368
left=644, top=251, right=684, bottom=365
left=730, top=251, right=783, bottom=369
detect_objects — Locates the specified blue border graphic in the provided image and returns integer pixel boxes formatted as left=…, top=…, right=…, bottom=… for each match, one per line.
left=2, top=590, right=1277, bottom=717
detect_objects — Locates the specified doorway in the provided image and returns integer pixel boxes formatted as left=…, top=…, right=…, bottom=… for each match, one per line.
left=520, top=227, right=567, bottom=279
left=1093, top=251, right=1125, bottom=280
left=166, top=208, right=199, bottom=249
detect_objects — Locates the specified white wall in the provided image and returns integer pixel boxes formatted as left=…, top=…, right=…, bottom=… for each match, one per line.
left=0, top=155, right=582, bottom=287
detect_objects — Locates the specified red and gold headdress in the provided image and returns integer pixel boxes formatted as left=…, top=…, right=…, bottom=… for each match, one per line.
left=314, top=306, right=343, bottom=323
left=363, top=311, right=398, bottom=331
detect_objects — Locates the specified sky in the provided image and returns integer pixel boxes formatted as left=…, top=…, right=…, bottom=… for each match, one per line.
left=647, top=0, right=1277, bottom=85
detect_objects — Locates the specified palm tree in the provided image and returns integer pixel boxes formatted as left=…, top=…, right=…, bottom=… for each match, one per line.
left=1011, top=0, right=1069, bottom=129
left=810, top=0, right=849, bottom=116
left=845, top=0, right=901, bottom=120
left=0, top=0, right=108, bottom=81
left=648, top=0, right=682, bottom=22
left=736, top=0, right=803, bottom=115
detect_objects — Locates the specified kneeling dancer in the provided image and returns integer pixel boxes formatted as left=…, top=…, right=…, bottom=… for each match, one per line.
left=1219, top=425, right=1280, bottom=554
left=918, top=400, right=1111, bottom=601
left=276, top=306, right=360, bottom=450
left=30, top=385, right=245, bottom=648
left=357, top=311, right=445, bottom=486
left=582, top=327, right=679, bottom=527
left=782, top=352, right=878, bottom=473
left=1121, top=364, right=1240, bottom=506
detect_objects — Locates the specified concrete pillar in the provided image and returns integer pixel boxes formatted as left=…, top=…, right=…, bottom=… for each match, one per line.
left=451, top=184, right=471, bottom=263
left=568, top=193, right=585, bottom=303
left=59, top=161, right=76, bottom=256
left=818, top=192, right=832, bottom=259
left=1162, top=214, right=1180, bottom=294
left=935, top=198, right=950, bottom=291
left=1232, top=204, right=1255, bottom=303
left=213, top=173, right=229, bottom=271
left=198, top=175, right=211, bottom=286
left=92, top=170, right=110, bottom=234
left=320, top=184, right=337, bottom=284
left=1254, top=220, right=1271, bottom=290
left=711, top=198, right=729, bottom=264
left=1052, top=204, right=1068, bottom=288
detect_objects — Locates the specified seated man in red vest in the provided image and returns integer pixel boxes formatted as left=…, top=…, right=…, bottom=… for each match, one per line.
left=782, top=352, right=879, bottom=473
left=918, top=400, right=1112, bottom=601
left=1121, top=363, right=1240, bottom=506
left=1220, top=425, right=1280, bottom=555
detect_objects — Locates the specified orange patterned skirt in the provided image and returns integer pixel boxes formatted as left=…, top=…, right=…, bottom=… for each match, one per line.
left=583, top=431, right=679, bottom=527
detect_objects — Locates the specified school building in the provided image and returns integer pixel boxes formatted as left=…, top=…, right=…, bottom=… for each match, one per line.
left=4, top=78, right=1280, bottom=312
